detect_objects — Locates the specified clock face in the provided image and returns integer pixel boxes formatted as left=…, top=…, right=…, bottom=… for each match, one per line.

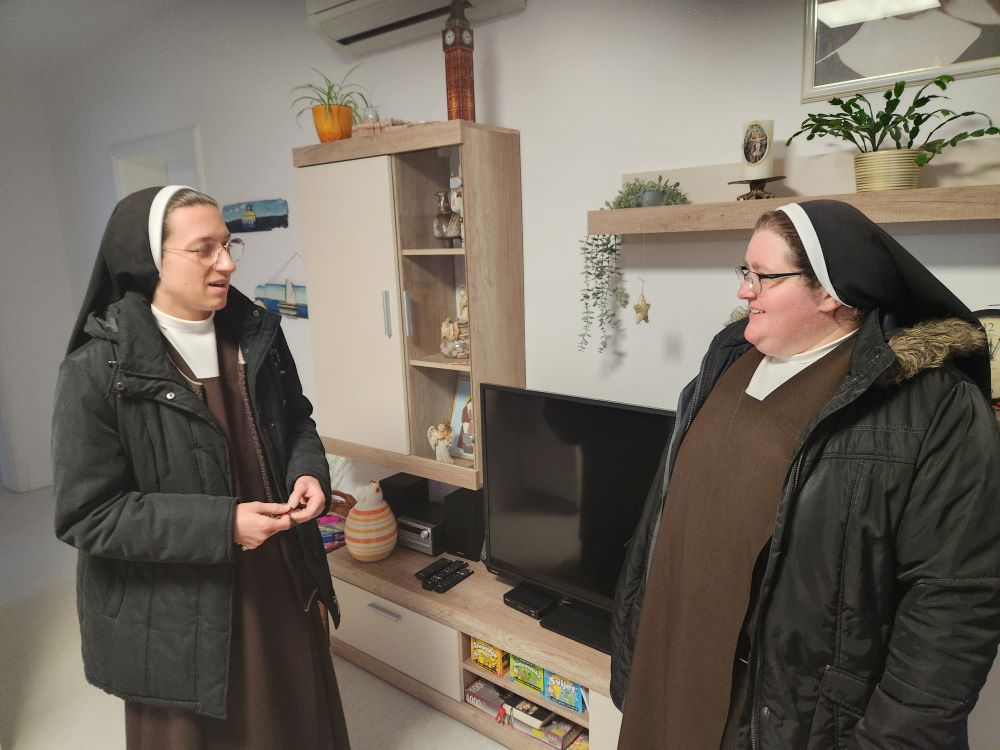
left=976, top=310, right=1000, bottom=401
left=462, top=29, right=473, bottom=45
left=444, top=29, right=456, bottom=45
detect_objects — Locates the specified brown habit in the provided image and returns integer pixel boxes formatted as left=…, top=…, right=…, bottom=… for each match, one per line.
left=618, top=341, right=852, bottom=749
left=125, top=322, right=350, bottom=750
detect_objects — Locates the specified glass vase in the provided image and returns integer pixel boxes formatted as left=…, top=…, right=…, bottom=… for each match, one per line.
left=432, top=190, right=463, bottom=241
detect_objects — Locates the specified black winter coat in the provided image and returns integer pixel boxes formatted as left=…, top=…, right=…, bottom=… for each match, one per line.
left=52, top=290, right=338, bottom=719
left=611, top=311, right=1000, bottom=749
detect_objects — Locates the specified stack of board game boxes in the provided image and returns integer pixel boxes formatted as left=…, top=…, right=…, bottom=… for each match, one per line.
left=465, top=637, right=589, bottom=749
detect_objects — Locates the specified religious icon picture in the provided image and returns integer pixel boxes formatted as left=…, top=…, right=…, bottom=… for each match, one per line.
left=742, top=122, right=770, bottom=166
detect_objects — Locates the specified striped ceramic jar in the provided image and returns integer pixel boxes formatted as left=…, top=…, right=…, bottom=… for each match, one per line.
left=345, top=481, right=398, bottom=562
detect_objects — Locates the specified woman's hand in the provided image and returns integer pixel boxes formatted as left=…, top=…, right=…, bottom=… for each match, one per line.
left=234, top=502, right=293, bottom=550
left=287, top=475, right=327, bottom=525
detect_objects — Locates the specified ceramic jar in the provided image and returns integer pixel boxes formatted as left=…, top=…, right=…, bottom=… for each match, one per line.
left=344, top=481, right=397, bottom=562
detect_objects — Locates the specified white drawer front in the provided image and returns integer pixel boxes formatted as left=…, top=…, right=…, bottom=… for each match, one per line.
left=332, top=577, right=463, bottom=701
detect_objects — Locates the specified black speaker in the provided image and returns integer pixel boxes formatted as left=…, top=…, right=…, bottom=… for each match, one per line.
left=380, top=473, right=429, bottom=519
left=444, top=487, right=485, bottom=561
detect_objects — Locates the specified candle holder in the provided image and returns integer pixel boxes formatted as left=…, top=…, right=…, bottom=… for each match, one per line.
left=727, top=175, right=787, bottom=201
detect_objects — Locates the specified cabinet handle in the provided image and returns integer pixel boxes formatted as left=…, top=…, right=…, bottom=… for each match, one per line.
left=402, top=290, right=414, bottom=337
left=382, top=290, right=392, bottom=338
left=366, top=602, right=402, bottom=622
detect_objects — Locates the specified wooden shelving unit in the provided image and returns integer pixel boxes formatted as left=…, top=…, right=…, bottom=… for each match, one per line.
left=295, top=121, right=524, bottom=489
left=327, top=545, right=615, bottom=747
left=587, top=184, right=1000, bottom=237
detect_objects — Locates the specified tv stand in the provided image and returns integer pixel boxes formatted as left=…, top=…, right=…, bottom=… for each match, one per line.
left=541, top=601, right=612, bottom=654
left=325, top=545, right=623, bottom=748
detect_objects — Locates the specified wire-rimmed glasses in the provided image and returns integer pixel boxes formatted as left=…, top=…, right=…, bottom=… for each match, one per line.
left=735, top=265, right=806, bottom=294
left=163, top=237, right=245, bottom=267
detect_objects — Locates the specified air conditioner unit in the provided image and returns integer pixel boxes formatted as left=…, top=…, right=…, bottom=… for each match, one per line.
left=307, top=0, right=526, bottom=57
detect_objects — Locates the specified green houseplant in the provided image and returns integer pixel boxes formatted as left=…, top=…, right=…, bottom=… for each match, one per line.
left=579, top=175, right=687, bottom=352
left=605, top=175, right=689, bottom=209
left=292, top=64, right=370, bottom=142
left=579, top=234, right=628, bottom=353
left=786, top=75, right=998, bottom=190
left=579, top=176, right=689, bottom=352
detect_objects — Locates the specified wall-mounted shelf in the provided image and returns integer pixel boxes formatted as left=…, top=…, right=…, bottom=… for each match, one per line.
left=587, top=184, right=1000, bottom=237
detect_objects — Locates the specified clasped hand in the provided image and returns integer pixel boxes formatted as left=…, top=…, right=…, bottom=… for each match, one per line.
left=233, top=475, right=326, bottom=550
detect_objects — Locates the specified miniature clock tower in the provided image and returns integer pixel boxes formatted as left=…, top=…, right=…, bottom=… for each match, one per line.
left=442, top=0, right=475, bottom=121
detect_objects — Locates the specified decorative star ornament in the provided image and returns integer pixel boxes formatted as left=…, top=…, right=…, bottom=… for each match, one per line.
left=634, top=292, right=651, bottom=323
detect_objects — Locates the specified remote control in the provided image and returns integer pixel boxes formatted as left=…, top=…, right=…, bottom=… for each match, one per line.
left=414, top=557, right=453, bottom=581
left=422, top=560, right=467, bottom=590
left=434, top=566, right=473, bottom=593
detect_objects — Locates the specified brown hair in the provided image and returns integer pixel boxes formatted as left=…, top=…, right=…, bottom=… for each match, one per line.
left=754, top=209, right=822, bottom=291
left=161, top=188, right=218, bottom=241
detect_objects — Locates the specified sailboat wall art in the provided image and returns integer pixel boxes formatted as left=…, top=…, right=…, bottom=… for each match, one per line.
left=255, top=278, right=308, bottom=319
left=222, top=199, right=289, bottom=233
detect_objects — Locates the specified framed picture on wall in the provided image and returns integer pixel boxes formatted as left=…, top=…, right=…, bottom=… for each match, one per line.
left=802, top=0, right=1000, bottom=101
left=449, top=375, right=475, bottom=461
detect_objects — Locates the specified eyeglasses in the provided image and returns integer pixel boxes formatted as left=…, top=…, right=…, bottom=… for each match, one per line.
left=735, top=265, right=806, bottom=294
left=163, top=237, right=245, bottom=267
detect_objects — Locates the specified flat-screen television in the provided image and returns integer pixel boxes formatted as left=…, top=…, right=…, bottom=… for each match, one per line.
left=481, top=383, right=674, bottom=652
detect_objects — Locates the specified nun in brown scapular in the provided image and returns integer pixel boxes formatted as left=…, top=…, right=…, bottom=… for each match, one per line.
left=611, top=199, right=1000, bottom=749
left=53, top=186, right=351, bottom=749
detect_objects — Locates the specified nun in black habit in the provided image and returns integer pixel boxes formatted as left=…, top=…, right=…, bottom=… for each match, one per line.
left=612, top=200, right=1000, bottom=750
left=53, top=186, right=351, bottom=749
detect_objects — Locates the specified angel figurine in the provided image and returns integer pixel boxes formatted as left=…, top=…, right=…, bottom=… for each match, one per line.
left=427, top=419, right=455, bottom=464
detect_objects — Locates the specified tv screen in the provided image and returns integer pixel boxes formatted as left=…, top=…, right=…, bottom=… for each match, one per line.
left=481, top=384, right=674, bottom=612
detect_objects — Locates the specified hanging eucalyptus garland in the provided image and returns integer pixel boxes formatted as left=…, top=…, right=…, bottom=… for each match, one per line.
left=579, top=233, right=629, bottom=352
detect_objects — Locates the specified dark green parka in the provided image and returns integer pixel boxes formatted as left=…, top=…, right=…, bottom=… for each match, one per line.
left=52, top=187, right=337, bottom=719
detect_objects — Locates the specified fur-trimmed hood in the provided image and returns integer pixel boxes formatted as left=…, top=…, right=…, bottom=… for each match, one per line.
left=884, top=317, right=986, bottom=385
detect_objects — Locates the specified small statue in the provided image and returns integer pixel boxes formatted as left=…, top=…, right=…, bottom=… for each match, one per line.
left=427, top=419, right=455, bottom=464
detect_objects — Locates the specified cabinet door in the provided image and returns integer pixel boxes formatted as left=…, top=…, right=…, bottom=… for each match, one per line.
left=297, top=156, right=410, bottom=454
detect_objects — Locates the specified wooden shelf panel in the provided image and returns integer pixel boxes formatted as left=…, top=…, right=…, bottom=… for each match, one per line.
left=402, top=247, right=466, bottom=256
left=292, top=120, right=519, bottom=167
left=587, top=184, right=1000, bottom=236
left=409, top=353, right=472, bottom=372
left=463, top=658, right=590, bottom=728
left=326, top=545, right=612, bottom=696
left=321, top=436, right=479, bottom=489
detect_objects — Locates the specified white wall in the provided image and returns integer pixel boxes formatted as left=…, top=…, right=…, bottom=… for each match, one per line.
left=2, top=0, right=999, bottom=741
left=0, top=72, right=76, bottom=491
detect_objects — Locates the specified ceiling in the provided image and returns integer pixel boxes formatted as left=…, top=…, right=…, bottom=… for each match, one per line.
left=0, top=0, right=188, bottom=72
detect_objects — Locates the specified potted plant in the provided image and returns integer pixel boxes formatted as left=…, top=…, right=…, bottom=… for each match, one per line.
left=579, top=234, right=628, bottom=353
left=605, top=175, right=689, bottom=209
left=579, top=176, right=688, bottom=352
left=786, top=75, right=998, bottom=191
left=292, top=64, right=370, bottom=143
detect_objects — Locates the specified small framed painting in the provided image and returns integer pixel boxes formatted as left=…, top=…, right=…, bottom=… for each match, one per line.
left=450, top=375, right=475, bottom=461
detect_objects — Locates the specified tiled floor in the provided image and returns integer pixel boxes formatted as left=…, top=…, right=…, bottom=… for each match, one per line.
left=0, top=486, right=502, bottom=750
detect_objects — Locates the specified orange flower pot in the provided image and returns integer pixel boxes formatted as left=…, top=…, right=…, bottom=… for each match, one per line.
left=311, top=104, right=353, bottom=142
